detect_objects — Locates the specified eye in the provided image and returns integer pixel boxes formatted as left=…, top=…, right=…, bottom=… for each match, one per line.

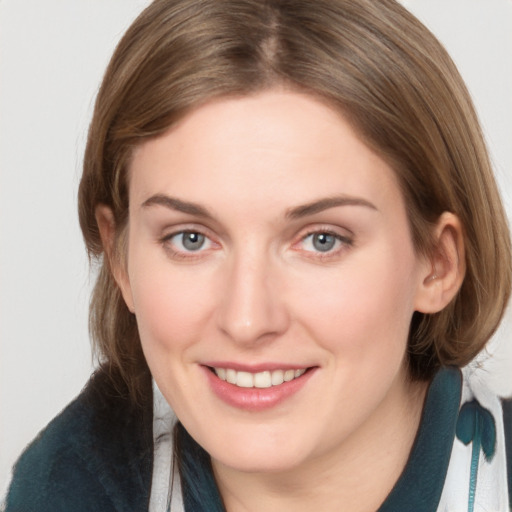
left=299, top=231, right=352, bottom=255
left=164, top=231, right=213, bottom=253
left=308, top=233, right=337, bottom=252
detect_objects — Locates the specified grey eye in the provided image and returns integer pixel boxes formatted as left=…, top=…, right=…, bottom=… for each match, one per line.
left=181, top=232, right=206, bottom=251
left=312, top=233, right=337, bottom=252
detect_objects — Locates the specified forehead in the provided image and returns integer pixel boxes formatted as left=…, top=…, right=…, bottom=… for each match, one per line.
left=128, top=90, right=403, bottom=216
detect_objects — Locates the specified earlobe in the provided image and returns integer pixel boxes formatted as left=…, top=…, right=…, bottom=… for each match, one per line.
left=414, top=212, right=466, bottom=314
left=95, top=205, right=135, bottom=313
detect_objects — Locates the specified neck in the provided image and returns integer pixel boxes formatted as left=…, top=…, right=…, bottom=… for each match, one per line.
left=212, top=373, right=428, bottom=512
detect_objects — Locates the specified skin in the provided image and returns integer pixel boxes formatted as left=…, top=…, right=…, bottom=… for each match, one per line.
left=98, top=90, right=464, bottom=511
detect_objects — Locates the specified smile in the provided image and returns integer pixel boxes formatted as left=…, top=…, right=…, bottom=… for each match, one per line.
left=213, top=368, right=307, bottom=388
left=203, top=364, right=316, bottom=411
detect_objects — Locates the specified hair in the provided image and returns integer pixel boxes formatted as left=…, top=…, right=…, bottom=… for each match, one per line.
left=79, top=0, right=511, bottom=403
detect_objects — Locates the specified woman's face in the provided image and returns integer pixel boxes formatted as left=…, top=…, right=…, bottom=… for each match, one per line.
left=119, top=90, right=431, bottom=474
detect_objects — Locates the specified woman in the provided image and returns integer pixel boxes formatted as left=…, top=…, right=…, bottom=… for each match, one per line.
left=5, top=0, right=512, bottom=511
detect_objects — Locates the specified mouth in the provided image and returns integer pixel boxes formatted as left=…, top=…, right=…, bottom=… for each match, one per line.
left=210, top=367, right=307, bottom=388
left=203, top=364, right=316, bottom=411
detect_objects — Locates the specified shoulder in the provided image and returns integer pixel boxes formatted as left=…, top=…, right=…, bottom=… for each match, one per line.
left=5, top=369, right=154, bottom=512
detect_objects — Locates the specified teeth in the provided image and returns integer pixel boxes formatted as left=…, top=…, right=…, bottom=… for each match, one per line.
left=271, top=369, right=284, bottom=386
left=213, top=367, right=307, bottom=388
left=253, top=371, right=272, bottom=388
left=236, top=371, right=253, bottom=388
left=284, top=369, right=295, bottom=382
left=226, top=368, right=237, bottom=384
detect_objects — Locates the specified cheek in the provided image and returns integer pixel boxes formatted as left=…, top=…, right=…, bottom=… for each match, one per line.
left=128, top=254, right=216, bottom=357
left=290, top=244, right=418, bottom=360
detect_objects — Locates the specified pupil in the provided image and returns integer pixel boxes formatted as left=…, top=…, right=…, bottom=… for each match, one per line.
left=313, top=233, right=335, bottom=252
left=183, top=232, right=205, bottom=250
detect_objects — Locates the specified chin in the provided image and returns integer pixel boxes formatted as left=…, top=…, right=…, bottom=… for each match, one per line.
left=199, top=425, right=317, bottom=474
left=213, top=449, right=309, bottom=475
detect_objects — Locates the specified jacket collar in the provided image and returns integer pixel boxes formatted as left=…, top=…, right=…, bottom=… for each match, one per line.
left=378, top=367, right=462, bottom=511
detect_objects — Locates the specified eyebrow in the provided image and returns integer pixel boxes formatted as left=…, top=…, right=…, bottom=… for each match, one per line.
left=141, top=193, right=377, bottom=220
left=141, top=194, right=213, bottom=218
left=285, top=196, right=377, bottom=219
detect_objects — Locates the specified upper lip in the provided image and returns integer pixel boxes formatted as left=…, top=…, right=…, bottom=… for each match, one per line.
left=202, top=361, right=314, bottom=372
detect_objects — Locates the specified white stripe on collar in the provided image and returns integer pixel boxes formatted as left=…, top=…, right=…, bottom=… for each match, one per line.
left=437, top=366, right=509, bottom=511
left=150, top=380, right=184, bottom=512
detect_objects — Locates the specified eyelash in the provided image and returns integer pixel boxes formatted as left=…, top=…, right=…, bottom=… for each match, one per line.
left=160, top=227, right=354, bottom=261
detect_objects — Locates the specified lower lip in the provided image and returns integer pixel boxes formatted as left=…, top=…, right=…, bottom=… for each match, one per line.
left=202, top=367, right=316, bottom=411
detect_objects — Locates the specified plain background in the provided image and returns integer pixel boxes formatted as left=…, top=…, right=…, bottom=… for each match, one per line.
left=1, top=0, right=511, bottom=498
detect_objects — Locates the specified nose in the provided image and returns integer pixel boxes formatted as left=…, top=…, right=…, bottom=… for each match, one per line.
left=216, top=248, right=290, bottom=346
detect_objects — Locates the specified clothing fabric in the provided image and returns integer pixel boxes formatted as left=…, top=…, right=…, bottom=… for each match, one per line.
left=4, top=367, right=511, bottom=512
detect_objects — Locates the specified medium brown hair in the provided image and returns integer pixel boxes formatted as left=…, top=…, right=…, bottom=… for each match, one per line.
left=78, top=0, right=511, bottom=402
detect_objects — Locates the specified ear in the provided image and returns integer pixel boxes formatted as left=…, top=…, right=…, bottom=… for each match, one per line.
left=414, top=212, right=466, bottom=314
left=95, top=205, right=135, bottom=313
